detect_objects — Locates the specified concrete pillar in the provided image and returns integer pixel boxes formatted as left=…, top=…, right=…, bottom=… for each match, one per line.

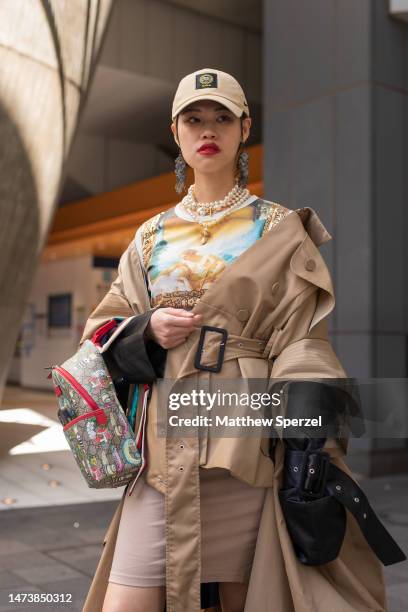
left=0, top=0, right=113, bottom=397
left=263, top=0, right=408, bottom=474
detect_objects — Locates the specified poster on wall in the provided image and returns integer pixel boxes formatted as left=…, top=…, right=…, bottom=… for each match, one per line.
left=48, top=293, right=72, bottom=337
left=21, top=302, right=36, bottom=357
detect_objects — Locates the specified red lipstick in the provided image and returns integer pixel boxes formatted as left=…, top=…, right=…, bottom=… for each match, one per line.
left=197, top=143, right=220, bottom=156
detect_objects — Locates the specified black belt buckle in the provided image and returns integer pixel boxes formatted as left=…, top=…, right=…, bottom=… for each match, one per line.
left=300, top=450, right=330, bottom=499
left=194, top=325, right=228, bottom=373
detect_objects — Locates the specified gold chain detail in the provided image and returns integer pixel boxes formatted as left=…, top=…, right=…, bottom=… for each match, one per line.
left=260, top=201, right=292, bottom=237
left=140, top=211, right=164, bottom=269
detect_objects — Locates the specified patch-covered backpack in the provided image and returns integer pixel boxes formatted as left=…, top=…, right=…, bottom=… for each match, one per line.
left=48, top=317, right=150, bottom=489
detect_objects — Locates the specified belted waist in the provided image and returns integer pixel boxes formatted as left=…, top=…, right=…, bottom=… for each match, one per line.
left=194, top=324, right=267, bottom=373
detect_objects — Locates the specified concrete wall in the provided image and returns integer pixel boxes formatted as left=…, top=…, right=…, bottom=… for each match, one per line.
left=263, top=0, right=408, bottom=380
left=0, top=0, right=113, bottom=396
left=14, top=257, right=117, bottom=390
left=263, top=0, right=408, bottom=471
left=100, top=0, right=261, bottom=100
left=65, top=0, right=262, bottom=200
left=66, top=133, right=172, bottom=195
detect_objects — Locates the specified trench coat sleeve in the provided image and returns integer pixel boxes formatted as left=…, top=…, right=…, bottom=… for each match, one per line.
left=80, top=243, right=144, bottom=344
left=269, top=291, right=346, bottom=380
left=79, top=242, right=167, bottom=383
left=103, top=313, right=167, bottom=383
left=270, top=274, right=348, bottom=457
left=245, top=250, right=387, bottom=612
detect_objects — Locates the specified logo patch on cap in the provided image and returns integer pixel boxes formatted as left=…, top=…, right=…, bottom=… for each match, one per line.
left=196, top=72, right=218, bottom=89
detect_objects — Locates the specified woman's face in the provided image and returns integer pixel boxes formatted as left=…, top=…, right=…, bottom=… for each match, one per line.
left=171, top=99, right=251, bottom=177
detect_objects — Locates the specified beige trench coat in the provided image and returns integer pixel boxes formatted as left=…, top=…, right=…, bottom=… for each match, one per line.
left=81, top=203, right=387, bottom=612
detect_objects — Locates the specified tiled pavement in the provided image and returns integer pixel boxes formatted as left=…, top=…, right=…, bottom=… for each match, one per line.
left=0, top=476, right=406, bottom=612
left=0, top=386, right=407, bottom=611
left=0, top=499, right=118, bottom=612
left=0, top=385, right=123, bottom=510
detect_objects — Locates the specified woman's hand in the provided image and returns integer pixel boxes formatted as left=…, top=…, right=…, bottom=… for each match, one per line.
left=144, top=307, right=203, bottom=349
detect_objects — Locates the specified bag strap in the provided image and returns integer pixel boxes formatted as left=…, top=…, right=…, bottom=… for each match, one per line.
left=326, top=462, right=406, bottom=566
left=92, top=316, right=137, bottom=353
left=283, top=439, right=406, bottom=566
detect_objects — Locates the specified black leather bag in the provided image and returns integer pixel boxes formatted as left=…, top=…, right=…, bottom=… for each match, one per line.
left=279, top=440, right=346, bottom=565
left=276, top=381, right=406, bottom=567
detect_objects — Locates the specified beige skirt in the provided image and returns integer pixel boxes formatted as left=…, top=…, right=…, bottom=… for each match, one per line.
left=109, top=467, right=267, bottom=587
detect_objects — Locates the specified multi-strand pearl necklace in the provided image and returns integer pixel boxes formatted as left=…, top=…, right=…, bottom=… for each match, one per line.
left=181, top=183, right=250, bottom=244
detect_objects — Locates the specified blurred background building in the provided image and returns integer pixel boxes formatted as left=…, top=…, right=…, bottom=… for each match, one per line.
left=3, top=0, right=408, bottom=488
left=1, top=3, right=407, bottom=610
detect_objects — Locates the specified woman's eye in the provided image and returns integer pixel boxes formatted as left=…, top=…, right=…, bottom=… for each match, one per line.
left=185, top=115, right=232, bottom=124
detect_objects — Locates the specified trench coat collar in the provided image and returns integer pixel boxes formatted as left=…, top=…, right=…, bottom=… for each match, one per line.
left=186, top=204, right=332, bottom=318
left=295, top=206, right=332, bottom=246
left=174, top=205, right=334, bottom=379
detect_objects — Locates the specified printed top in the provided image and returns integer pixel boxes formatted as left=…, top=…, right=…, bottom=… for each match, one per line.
left=135, top=195, right=290, bottom=309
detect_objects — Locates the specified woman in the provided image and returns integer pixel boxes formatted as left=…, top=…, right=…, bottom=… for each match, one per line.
left=80, top=69, right=390, bottom=612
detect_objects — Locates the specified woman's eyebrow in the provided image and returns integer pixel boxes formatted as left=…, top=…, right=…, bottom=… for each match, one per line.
left=181, top=105, right=232, bottom=114
left=181, top=106, right=201, bottom=114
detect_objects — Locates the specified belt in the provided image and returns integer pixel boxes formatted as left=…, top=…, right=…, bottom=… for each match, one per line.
left=194, top=324, right=267, bottom=373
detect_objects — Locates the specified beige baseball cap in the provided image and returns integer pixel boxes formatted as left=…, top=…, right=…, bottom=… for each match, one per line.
left=171, top=68, right=250, bottom=121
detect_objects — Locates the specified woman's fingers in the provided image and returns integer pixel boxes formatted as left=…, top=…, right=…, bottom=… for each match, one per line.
left=149, top=307, right=203, bottom=348
left=160, top=308, right=202, bottom=329
left=162, top=308, right=202, bottom=323
left=162, top=307, right=195, bottom=317
left=166, top=314, right=202, bottom=328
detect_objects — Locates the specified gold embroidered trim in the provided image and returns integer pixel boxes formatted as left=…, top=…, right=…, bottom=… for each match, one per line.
left=260, top=201, right=292, bottom=237
left=140, top=211, right=165, bottom=269
left=151, top=289, right=206, bottom=309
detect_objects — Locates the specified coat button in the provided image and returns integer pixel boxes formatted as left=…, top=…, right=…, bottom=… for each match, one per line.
left=271, top=282, right=279, bottom=295
left=304, top=258, right=316, bottom=272
left=236, top=308, right=249, bottom=322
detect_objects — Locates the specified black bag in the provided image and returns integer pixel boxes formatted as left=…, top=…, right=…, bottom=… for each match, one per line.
left=279, top=441, right=346, bottom=565
left=276, top=381, right=406, bottom=567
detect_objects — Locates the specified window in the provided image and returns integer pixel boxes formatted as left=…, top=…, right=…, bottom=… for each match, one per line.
left=48, top=293, right=72, bottom=329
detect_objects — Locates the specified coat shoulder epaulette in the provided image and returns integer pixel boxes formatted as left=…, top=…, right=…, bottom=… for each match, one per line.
left=259, top=199, right=293, bottom=236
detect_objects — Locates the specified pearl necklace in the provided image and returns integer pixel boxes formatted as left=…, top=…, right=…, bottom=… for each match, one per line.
left=185, top=183, right=246, bottom=215
left=181, top=184, right=250, bottom=244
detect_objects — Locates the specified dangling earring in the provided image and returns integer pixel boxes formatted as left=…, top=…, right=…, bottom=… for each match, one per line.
left=237, top=142, right=249, bottom=188
left=174, top=147, right=187, bottom=194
